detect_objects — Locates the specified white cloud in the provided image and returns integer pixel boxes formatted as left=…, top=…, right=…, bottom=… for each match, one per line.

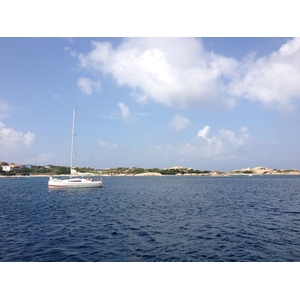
left=78, top=38, right=237, bottom=109
left=77, top=37, right=300, bottom=112
left=169, top=114, right=191, bottom=132
left=77, top=77, right=101, bottom=95
left=219, top=126, right=250, bottom=147
left=64, top=46, right=77, bottom=58
left=165, top=125, right=252, bottom=163
left=230, top=37, right=300, bottom=111
left=0, top=122, right=35, bottom=155
left=143, top=125, right=253, bottom=169
left=118, top=102, right=131, bottom=121
left=279, top=38, right=300, bottom=56
left=197, top=125, right=210, bottom=139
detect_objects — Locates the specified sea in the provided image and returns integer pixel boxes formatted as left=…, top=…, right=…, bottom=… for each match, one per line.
left=1, top=175, right=300, bottom=262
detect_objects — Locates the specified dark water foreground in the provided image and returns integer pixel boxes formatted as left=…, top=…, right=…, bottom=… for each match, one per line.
left=1, top=175, right=300, bottom=261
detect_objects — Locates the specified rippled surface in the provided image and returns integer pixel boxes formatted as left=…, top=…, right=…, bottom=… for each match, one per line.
left=1, top=176, right=300, bottom=261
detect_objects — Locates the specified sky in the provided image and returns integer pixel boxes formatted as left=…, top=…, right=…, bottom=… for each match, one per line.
left=1, top=37, right=300, bottom=171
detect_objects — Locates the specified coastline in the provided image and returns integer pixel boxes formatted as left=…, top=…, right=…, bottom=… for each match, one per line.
left=2, top=172, right=300, bottom=179
left=1, top=166, right=300, bottom=178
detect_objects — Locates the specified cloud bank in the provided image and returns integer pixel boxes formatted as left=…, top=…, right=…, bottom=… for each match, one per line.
left=230, top=37, right=300, bottom=111
left=77, top=37, right=300, bottom=111
left=0, top=122, right=35, bottom=155
left=167, top=125, right=252, bottom=167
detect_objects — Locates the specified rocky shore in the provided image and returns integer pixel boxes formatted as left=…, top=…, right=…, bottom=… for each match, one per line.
left=1, top=165, right=299, bottom=178
left=100, top=166, right=300, bottom=177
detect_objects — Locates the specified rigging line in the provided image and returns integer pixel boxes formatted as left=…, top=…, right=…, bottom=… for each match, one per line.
left=76, top=111, right=99, bottom=170
left=51, top=117, right=69, bottom=167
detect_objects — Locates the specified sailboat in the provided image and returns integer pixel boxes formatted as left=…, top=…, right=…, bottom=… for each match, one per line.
left=48, top=109, right=103, bottom=188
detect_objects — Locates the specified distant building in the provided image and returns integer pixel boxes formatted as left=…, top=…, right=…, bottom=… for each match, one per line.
left=2, top=165, right=12, bottom=172
left=2, top=164, right=21, bottom=172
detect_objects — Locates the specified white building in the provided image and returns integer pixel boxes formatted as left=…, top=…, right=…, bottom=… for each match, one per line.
left=2, top=164, right=21, bottom=172
left=2, top=165, right=12, bottom=172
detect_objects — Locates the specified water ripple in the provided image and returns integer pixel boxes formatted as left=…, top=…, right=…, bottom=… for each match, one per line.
left=1, top=176, right=300, bottom=261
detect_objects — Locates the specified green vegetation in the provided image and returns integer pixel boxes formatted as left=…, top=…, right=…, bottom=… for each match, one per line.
left=0, top=162, right=213, bottom=176
left=274, top=169, right=297, bottom=173
left=233, top=170, right=254, bottom=174
left=160, top=169, right=182, bottom=175
left=1, top=161, right=299, bottom=177
left=99, top=167, right=145, bottom=175
left=55, top=166, right=71, bottom=175
left=0, top=162, right=71, bottom=176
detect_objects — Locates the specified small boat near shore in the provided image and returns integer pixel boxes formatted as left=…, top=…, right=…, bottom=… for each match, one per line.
left=48, top=109, right=103, bottom=189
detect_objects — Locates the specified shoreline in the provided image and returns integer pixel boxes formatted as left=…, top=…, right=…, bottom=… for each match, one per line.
left=1, top=166, right=300, bottom=178
left=1, top=172, right=300, bottom=178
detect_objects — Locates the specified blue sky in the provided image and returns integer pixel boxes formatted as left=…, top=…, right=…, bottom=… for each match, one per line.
left=1, top=37, right=300, bottom=171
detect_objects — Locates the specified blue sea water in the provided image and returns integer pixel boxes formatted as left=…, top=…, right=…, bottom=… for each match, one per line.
left=0, top=175, right=300, bottom=262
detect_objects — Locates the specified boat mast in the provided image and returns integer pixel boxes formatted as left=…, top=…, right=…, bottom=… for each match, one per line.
left=70, top=109, right=76, bottom=176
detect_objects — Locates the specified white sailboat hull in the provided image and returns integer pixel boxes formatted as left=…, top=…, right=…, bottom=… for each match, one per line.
left=48, top=177, right=103, bottom=188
